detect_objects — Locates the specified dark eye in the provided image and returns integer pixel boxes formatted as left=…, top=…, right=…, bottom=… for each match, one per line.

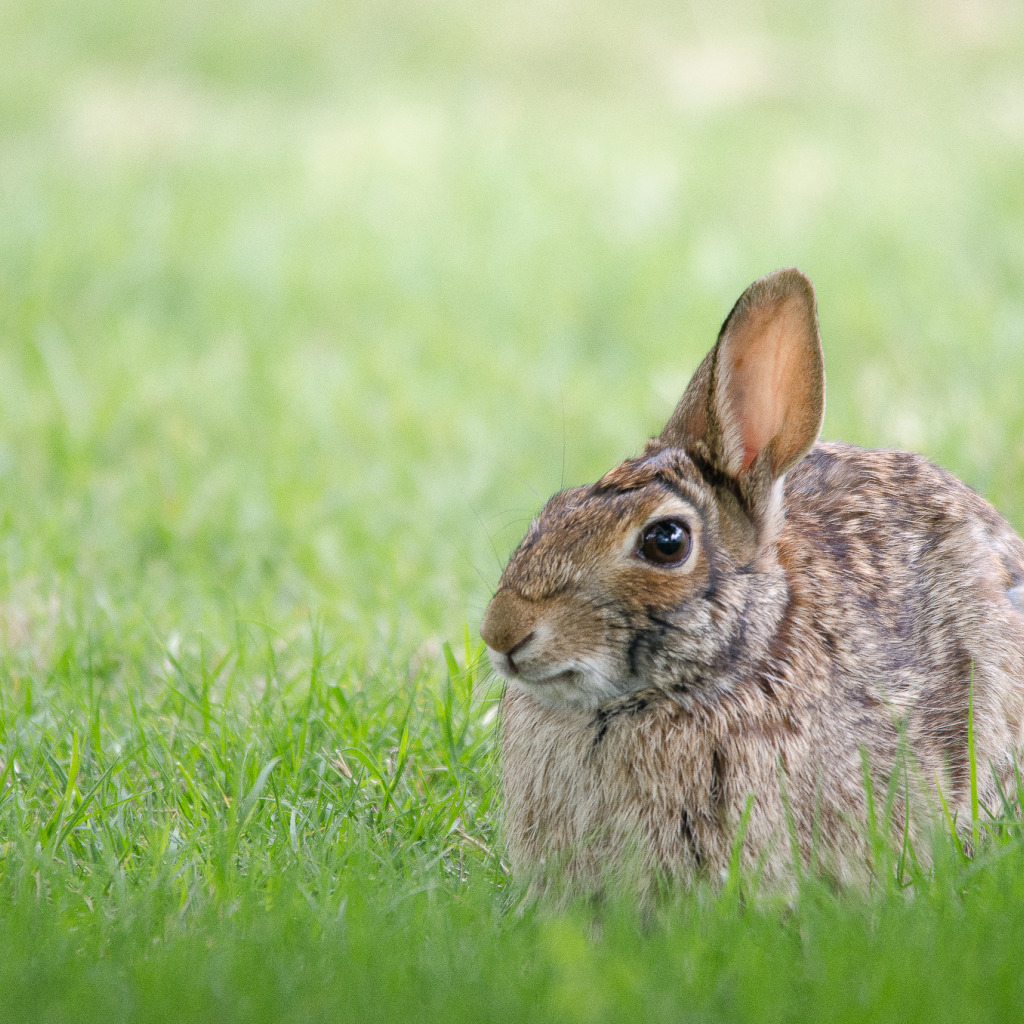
left=639, top=519, right=692, bottom=566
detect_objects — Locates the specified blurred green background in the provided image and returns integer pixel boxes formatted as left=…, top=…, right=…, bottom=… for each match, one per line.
left=3, top=3, right=1024, bottom=1019
left=2, top=0, right=1023, bottom=656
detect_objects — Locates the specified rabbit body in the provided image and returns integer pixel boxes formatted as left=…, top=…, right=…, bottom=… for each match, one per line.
left=481, top=270, right=1024, bottom=888
left=500, top=442, right=1024, bottom=886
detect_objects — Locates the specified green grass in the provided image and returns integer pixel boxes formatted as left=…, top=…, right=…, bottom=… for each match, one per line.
left=3, top=0, right=1024, bottom=1018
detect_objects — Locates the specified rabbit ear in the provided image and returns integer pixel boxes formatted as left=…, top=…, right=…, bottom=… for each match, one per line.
left=660, top=268, right=824, bottom=487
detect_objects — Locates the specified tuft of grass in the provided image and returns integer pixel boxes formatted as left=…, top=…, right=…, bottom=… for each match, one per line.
left=4, top=614, right=1024, bottom=1022
left=0, top=622, right=505, bottom=915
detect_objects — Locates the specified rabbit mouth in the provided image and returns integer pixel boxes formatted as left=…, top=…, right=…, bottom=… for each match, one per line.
left=509, top=662, right=628, bottom=710
left=487, top=645, right=625, bottom=708
left=488, top=647, right=579, bottom=688
left=520, top=667, right=581, bottom=687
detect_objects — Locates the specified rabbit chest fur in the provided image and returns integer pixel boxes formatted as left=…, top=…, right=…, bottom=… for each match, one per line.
left=481, top=270, right=1024, bottom=889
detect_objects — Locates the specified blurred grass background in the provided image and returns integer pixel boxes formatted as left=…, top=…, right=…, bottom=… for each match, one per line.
left=3, top=0, right=1024, bottom=655
left=2, top=0, right=1024, bottom=1019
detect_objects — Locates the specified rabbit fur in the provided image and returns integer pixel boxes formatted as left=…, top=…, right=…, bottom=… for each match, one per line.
left=480, top=268, right=1024, bottom=891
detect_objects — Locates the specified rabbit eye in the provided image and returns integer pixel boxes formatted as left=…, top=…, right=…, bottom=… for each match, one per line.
left=639, top=519, right=692, bottom=565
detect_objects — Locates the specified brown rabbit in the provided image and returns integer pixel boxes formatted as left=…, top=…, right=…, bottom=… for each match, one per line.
left=480, top=268, right=1024, bottom=891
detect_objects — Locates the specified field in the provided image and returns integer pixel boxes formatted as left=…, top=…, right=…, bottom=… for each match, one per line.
left=3, top=0, right=1024, bottom=1019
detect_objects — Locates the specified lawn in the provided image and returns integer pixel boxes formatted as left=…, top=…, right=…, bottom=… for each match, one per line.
left=2, top=0, right=1024, bottom=1019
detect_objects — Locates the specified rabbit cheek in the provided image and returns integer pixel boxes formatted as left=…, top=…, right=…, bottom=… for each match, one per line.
left=518, top=610, right=626, bottom=710
left=481, top=590, right=626, bottom=710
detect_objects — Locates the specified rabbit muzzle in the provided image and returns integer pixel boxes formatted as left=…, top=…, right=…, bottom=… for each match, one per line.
left=481, top=587, right=624, bottom=708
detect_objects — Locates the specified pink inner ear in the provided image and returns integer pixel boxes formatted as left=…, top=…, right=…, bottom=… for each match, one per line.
left=722, top=300, right=805, bottom=475
left=740, top=441, right=760, bottom=474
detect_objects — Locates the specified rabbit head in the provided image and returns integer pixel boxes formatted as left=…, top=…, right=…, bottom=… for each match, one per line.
left=480, top=268, right=825, bottom=711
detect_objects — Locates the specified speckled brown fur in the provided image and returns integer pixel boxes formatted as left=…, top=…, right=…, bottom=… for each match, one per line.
left=480, top=269, right=1024, bottom=893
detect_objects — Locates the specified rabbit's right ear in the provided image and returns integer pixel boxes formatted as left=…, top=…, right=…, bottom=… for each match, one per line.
left=659, top=268, right=824, bottom=514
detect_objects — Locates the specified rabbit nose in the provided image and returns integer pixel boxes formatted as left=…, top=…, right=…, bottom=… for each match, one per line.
left=480, top=589, right=538, bottom=658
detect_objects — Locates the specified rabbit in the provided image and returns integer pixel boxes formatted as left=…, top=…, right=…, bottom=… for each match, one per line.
left=479, top=268, right=1024, bottom=892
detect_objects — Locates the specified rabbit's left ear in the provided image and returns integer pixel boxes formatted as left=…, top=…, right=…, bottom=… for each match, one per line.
left=660, top=268, right=825, bottom=484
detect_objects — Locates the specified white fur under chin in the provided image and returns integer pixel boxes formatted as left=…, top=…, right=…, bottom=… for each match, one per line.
left=502, top=657, right=626, bottom=711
